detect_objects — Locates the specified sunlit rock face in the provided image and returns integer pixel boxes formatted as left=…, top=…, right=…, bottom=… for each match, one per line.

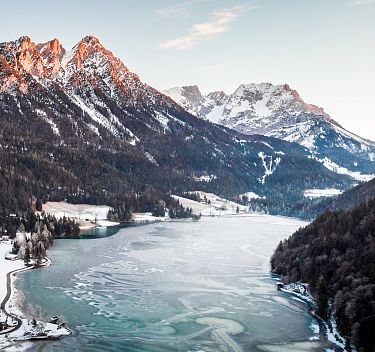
left=38, top=38, right=65, bottom=78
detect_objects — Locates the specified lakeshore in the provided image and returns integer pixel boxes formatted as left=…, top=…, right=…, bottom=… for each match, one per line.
left=15, top=215, right=342, bottom=352
left=40, top=201, right=120, bottom=232
left=277, top=282, right=350, bottom=351
left=0, top=240, right=71, bottom=351
left=0, top=203, right=174, bottom=351
left=1, top=204, right=343, bottom=351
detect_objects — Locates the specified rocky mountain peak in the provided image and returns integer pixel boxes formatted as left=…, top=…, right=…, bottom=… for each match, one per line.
left=16, top=36, right=33, bottom=49
left=38, top=38, right=65, bottom=78
left=180, top=85, right=204, bottom=102
left=58, top=35, right=143, bottom=103
left=41, top=38, right=63, bottom=55
left=164, top=83, right=375, bottom=174
left=70, top=35, right=113, bottom=65
left=0, top=36, right=45, bottom=80
left=163, top=85, right=205, bottom=116
left=218, top=82, right=331, bottom=123
left=206, top=90, right=229, bottom=104
left=61, top=35, right=130, bottom=78
left=80, top=35, right=101, bottom=46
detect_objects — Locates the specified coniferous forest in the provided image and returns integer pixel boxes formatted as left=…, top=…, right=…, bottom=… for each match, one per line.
left=271, top=198, right=375, bottom=351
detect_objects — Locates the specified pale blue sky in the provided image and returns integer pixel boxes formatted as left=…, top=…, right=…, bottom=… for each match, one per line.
left=2, top=0, right=375, bottom=140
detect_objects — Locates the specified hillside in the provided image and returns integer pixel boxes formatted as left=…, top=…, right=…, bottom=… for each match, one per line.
left=303, top=177, right=375, bottom=218
left=271, top=198, right=375, bottom=351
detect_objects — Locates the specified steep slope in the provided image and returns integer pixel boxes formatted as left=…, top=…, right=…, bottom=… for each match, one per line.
left=303, top=176, right=375, bottom=218
left=271, top=198, right=375, bottom=351
left=0, top=36, right=359, bottom=216
left=164, top=84, right=375, bottom=182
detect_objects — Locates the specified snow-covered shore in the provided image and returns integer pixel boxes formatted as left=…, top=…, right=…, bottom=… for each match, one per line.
left=0, top=242, right=25, bottom=305
left=172, top=192, right=248, bottom=216
left=0, top=241, right=70, bottom=351
left=41, top=201, right=120, bottom=231
left=132, top=212, right=168, bottom=223
left=278, top=282, right=355, bottom=352
left=43, top=194, right=252, bottom=232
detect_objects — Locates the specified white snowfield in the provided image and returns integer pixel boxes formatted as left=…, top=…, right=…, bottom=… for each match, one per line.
left=193, top=174, right=217, bottom=182
left=172, top=192, right=248, bottom=216
left=238, top=192, right=264, bottom=200
left=42, top=201, right=111, bottom=221
left=258, top=152, right=281, bottom=184
left=132, top=213, right=168, bottom=223
left=303, top=188, right=343, bottom=198
left=317, top=157, right=375, bottom=182
left=41, top=202, right=119, bottom=230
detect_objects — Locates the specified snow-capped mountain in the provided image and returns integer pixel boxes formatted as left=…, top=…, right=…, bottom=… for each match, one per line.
left=164, top=84, right=375, bottom=182
left=1, top=36, right=181, bottom=143
left=0, top=36, right=370, bottom=217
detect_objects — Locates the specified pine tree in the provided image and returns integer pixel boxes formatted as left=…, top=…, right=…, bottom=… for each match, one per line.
left=24, top=246, right=31, bottom=265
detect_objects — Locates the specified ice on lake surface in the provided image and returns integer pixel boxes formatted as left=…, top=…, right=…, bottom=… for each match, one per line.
left=18, top=215, right=336, bottom=351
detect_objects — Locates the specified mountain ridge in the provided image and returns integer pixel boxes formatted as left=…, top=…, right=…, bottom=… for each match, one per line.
left=0, top=35, right=368, bottom=217
left=163, top=84, right=375, bottom=182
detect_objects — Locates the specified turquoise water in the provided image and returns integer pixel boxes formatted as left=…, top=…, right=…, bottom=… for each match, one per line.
left=18, top=216, right=334, bottom=352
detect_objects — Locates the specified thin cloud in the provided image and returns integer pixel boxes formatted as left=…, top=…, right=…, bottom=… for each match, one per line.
left=350, top=0, right=375, bottom=5
left=158, top=5, right=256, bottom=50
left=156, top=7, right=186, bottom=18
left=155, top=0, right=213, bottom=19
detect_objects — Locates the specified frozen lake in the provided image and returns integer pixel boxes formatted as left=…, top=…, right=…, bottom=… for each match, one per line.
left=18, top=215, right=336, bottom=351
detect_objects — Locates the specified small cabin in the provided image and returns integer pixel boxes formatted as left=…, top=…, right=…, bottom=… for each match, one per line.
left=277, top=282, right=284, bottom=290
